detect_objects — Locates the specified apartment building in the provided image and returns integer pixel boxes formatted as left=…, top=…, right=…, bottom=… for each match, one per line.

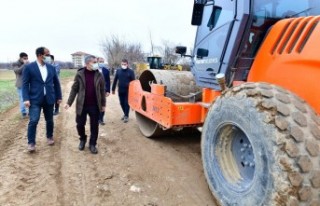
left=71, top=51, right=92, bottom=68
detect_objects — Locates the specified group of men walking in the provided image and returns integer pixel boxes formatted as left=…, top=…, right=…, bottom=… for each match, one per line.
left=12, top=46, right=135, bottom=154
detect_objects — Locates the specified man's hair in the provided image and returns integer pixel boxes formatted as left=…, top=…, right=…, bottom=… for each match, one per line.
left=36, top=47, right=46, bottom=57
left=19, top=52, right=28, bottom=58
left=84, top=55, right=96, bottom=64
left=121, top=59, right=128, bottom=64
left=50, top=55, right=55, bottom=61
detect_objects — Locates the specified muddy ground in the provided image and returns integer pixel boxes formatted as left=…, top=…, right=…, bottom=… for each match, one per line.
left=0, top=78, right=217, bottom=206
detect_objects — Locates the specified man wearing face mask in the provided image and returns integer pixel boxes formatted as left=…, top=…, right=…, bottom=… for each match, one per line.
left=97, top=57, right=110, bottom=125
left=111, top=59, right=135, bottom=123
left=49, top=55, right=61, bottom=116
left=64, top=55, right=106, bottom=154
left=12, top=52, right=29, bottom=118
left=22, top=47, right=62, bottom=152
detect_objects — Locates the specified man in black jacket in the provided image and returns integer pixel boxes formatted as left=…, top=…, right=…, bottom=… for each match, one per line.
left=111, top=59, right=135, bottom=123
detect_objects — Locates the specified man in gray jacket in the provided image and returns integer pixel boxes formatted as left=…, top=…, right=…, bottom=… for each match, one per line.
left=12, top=52, right=29, bottom=118
left=64, top=55, right=106, bottom=154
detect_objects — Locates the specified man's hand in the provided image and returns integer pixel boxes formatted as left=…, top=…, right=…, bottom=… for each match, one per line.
left=24, top=101, right=30, bottom=108
left=57, top=99, right=62, bottom=104
left=101, top=107, right=105, bottom=112
left=106, top=92, right=110, bottom=97
left=64, top=104, right=70, bottom=110
left=112, top=91, right=115, bottom=95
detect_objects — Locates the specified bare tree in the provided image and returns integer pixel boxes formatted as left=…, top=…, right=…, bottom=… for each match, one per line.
left=158, top=40, right=179, bottom=65
left=100, top=34, right=145, bottom=69
left=149, top=30, right=155, bottom=56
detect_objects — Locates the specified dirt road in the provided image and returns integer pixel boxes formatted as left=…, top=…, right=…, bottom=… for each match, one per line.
left=0, top=78, right=217, bottom=206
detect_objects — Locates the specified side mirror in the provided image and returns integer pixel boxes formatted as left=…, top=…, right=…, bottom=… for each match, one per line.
left=191, top=3, right=205, bottom=26
left=175, top=46, right=187, bottom=55
left=197, top=48, right=209, bottom=58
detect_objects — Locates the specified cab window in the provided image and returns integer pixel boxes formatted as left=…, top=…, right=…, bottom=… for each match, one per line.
left=195, top=0, right=234, bottom=45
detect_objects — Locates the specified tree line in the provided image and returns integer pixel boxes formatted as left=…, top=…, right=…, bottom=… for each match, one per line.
left=0, top=35, right=192, bottom=70
left=100, top=34, right=192, bottom=71
left=0, top=61, right=74, bottom=70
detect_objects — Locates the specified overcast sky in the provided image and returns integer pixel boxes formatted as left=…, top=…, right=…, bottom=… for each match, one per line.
left=0, top=0, right=197, bottom=62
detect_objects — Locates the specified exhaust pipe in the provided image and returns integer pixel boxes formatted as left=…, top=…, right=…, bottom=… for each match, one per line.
left=216, top=73, right=227, bottom=92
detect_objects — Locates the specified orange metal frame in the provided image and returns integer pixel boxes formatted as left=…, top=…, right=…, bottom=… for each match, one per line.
left=248, top=16, right=320, bottom=114
left=129, top=81, right=220, bottom=129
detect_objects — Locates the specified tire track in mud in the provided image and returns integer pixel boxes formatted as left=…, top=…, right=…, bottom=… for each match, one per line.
left=0, top=81, right=67, bottom=206
left=55, top=80, right=107, bottom=206
left=0, top=113, right=63, bottom=205
left=0, top=106, right=26, bottom=159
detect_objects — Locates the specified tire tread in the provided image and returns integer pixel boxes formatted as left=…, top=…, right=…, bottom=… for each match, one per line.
left=205, top=82, right=320, bottom=205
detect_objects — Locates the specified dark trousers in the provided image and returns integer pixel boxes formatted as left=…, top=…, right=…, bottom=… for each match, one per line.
left=118, top=91, right=130, bottom=117
left=76, top=105, right=100, bottom=146
left=99, top=111, right=105, bottom=122
left=27, top=98, right=54, bottom=145
left=54, top=102, right=60, bottom=112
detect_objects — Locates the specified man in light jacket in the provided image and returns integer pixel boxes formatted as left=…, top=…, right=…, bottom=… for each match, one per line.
left=12, top=52, right=29, bottom=118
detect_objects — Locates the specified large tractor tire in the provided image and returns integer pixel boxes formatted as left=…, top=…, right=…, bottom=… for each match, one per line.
left=202, top=82, right=320, bottom=205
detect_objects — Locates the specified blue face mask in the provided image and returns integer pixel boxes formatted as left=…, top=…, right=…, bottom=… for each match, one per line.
left=98, top=63, right=106, bottom=68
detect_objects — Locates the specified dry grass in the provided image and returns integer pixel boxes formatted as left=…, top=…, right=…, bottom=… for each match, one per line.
left=0, top=70, right=17, bottom=112
left=0, top=70, right=15, bottom=80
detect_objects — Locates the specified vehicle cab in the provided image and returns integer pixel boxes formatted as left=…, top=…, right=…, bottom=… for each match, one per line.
left=186, top=0, right=320, bottom=89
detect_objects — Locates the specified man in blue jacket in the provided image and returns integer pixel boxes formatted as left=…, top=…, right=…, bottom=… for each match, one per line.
left=22, top=47, right=62, bottom=152
left=50, top=54, right=61, bottom=116
left=111, top=59, right=135, bottom=123
left=97, top=57, right=110, bottom=125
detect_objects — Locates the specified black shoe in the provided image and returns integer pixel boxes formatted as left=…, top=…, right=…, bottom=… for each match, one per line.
left=22, top=113, right=28, bottom=119
left=79, top=140, right=86, bottom=151
left=53, top=110, right=59, bottom=116
left=99, top=120, right=105, bottom=125
left=89, top=145, right=98, bottom=154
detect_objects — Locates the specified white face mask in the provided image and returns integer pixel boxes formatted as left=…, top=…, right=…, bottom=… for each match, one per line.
left=121, top=65, right=127, bottom=69
left=91, top=63, right=99, bottom=70
left=44, top=56, right=52, bottom=64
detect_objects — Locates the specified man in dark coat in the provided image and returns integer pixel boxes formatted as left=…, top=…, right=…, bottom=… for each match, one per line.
left=65, top=55, right=106, bottom=154
left=97, top=57, right=110, bottom=125
left=111, top=59, right=135, bottom=123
